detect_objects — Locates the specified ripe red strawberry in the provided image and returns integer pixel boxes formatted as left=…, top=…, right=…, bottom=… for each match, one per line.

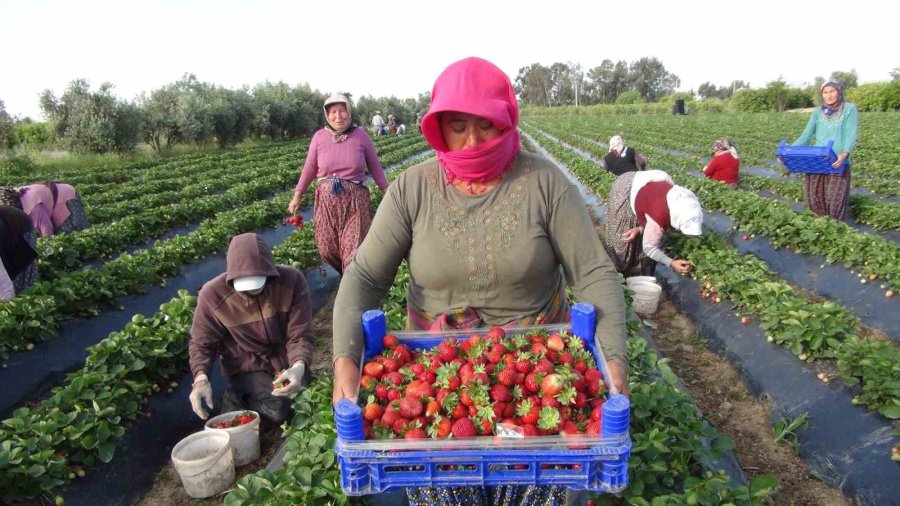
left=531, top=342, right=547, bottom=355
left=363, top=362, right=385, bottom=379
left=375, top=384, right=389, bottom=400
left=359, top=375, right=376, bottom=389
left=573, top=360, right=587, bottom=374
left=392, top=344, right=412, bottom=365
left=405, top=427, right=427, bottom=439
left=586, top=420, right=601, bottom=436
left=381, top=410, right=400, bottom=427
left=521, top=424, right=539, bottom=437
left=425, top=400, right=440, bottom=417
left=392, top=418, right=410, bottom=434
left=411, top=362, right=426, bottom=375
left=534, top=359, right=554, bottom=375
left=363, top=403, right=384, bottom=422
left=492, top=402, right=506, bottom=419
left=460, top=389, right=474, bottom=407
left=452, top=417, right=478, bottom=438
left=448, top=376, right=462, bottom=391
left=433, top=416, right=453, bottom=438
left=490, top=384, right=512, bottom=403
left=516, top=358, right=533, bottom=374
left=574, top=391, right=587, bottom=409
left=437, top=340, right=458, bottom=362
left=451, top=404, right=468, bottom=420
left=486, top=326, right=506, bottom=343
left=559, top=352, right=574, bottom=366
left=399, top=397, right=424, bottom=419
left=525, top=372, right=544, bottom=393
left=384, top=371, right=403, bottom=386
left=517, top=401, right=540, bottom=425
left=540, top=374, right=563, bottom=397
left=487, top=349, right=504, bottom=364
left=545, top=350, right=559, bottom=363
left=405, top=380, right=433, bottom=400
left=418, top=370, right=437, bottom=384
left=503, top=403, right=516, bottom=418
left=237, top=412, right=255, bottom=425
left=590, top=405, right=603, bottom=422
left=497, top=367, right=517, bottom=387
left=383, top=334, right=399, bottom=348
left=387, top=388, right=401, bottom=401
left=479, top=418, right=493, bottom=435
left=382, top=357, right=400, bottom=373
left=547, top=333, right=565, bottom=352
left=541, top=395, right=561, bottom=408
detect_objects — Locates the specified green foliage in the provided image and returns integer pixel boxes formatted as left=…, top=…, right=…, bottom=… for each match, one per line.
left=0, top=100, right=12, bottom=149
left=846, top=81, right=900, bottom=111
left=40, top=79, right=141, bottom=154
left=773, top=412, right=810, bottom=452
left=616, top=91, right=644, bottom=105
left=729, top=88, right=771, bottom=112
left=11, top=122, right=53, bottom=149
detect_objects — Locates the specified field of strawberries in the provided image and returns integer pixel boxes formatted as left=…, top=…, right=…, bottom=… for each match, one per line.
left=1, top=111, right=897, bottom=506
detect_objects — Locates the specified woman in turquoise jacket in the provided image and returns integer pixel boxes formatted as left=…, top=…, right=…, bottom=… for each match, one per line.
left=790, top=80, right=858, bottom=220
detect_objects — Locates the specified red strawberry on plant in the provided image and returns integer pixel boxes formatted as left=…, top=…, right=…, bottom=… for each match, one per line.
left=451, top=417, right=478, bottom=438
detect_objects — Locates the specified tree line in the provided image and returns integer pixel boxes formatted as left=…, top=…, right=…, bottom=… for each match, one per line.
left=0, top=74, right=430, bottom=155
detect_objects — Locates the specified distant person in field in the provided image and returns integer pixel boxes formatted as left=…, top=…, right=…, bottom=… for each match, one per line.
left=288, top=94, right=389, bottom=274
left=396, top=123, right=407, bottom=134
left=783, top=80, right=858, bottom=220
left=188, top=233, right=314, bottom=425
left=601, top=169, right=703, bottom=276
left=415, top=111, right=423, bottom=133
left=41, top=181, right=90, bottom=233
left=0, top=206, right=38, bottom=300
left=371, top=110, right=386, bottom=136
left=703, top=138, right=740, bottom=186
left=386, top=114, right=398, bottom=134
left=604, top=135, right=647, bottom=176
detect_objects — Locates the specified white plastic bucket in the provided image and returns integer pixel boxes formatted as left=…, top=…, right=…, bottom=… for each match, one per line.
left=625, top=276, right=657, bottom=288
left=171, top=430, right=235, bottom=498
left=629, top=280, right=662, bottom=314
left=204, top=410, right=261, bottom=467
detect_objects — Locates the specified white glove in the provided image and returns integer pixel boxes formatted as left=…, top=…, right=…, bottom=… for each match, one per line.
left=189, top=374, right=214, bottom=419
left=272, top=362, right=305, bottom=397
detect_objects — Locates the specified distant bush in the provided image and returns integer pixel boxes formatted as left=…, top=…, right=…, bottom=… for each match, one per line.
left=847, top=82, right=900, bottom=111
left=615, top=91, right=644, bottom=105
left=729, top=88, right=771, bottom=112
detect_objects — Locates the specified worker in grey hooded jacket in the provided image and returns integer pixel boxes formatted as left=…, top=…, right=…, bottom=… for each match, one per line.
left=188, top=232, right=314, bottom=424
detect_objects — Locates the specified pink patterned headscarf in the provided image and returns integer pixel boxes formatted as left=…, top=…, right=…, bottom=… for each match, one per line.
left=421, top=57, right=520, bottom=184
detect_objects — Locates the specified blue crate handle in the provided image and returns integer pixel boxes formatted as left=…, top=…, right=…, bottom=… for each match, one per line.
left=362, top=310, right=387, bottom=363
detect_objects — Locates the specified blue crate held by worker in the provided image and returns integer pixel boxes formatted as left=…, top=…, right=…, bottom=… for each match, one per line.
left=775, top=140, right=847, bottom=175
left=333, top=302, right=632, bottom=495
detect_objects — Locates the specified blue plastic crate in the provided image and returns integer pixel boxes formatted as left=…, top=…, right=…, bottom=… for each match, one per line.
left=333, top=303, right=632, bottom=495
left=775, top=140, right=847, bottom=175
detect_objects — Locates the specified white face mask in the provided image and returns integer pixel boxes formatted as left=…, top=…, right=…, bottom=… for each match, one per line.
left=245, top=287, right=264, bottom=296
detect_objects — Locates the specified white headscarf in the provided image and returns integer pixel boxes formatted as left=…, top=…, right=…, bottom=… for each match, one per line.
left=666, top=186, right=703, bottom=236
left=608, top=135, right=625, bottom=153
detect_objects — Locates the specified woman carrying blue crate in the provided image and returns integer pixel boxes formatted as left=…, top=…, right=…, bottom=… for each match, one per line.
left=331, top=57, right=629, bottom=506
left=787, top=80, right=858, bottom=220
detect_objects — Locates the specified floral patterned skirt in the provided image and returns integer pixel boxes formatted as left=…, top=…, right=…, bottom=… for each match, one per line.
left=312, top=179, right=373, bottom=274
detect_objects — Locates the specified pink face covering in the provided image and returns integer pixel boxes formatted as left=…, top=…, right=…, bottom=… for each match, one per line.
left=421, top=57, right=520, bottom=183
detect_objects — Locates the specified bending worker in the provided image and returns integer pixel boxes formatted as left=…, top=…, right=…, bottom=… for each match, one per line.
left=188, top=232, right=314, bottom=424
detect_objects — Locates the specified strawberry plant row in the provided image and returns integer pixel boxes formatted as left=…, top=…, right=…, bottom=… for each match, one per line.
left=0, top=141, right=432, bottom=360
left=657, top=267, right=899, bottom=503
left=668, top=233, right=899, bottom=419
left=38, top=155, right=308, bottom=279
left=528, top=122, right=900, bottom=292
left=528, top=114, right=900, bottom=196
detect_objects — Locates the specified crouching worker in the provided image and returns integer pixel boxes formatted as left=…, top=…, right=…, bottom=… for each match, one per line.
left=188, top=232, right=314, bottom=425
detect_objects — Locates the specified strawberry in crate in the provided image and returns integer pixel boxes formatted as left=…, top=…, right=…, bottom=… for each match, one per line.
left=356, top=327, right=609, bottom=441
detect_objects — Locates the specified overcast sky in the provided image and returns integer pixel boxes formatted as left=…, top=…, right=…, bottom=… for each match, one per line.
left=1, top=0, right=895, bottom=119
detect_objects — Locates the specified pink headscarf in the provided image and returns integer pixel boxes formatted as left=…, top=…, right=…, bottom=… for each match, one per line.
left=51, top=183, right=77, bottom=228
left=17, top=184, right=54, bottom=216
left=421, top=57, right=520, bottom=183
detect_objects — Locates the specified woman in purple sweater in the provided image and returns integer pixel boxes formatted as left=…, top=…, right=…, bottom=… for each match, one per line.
left=287, top=94, right=390, bottom=274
